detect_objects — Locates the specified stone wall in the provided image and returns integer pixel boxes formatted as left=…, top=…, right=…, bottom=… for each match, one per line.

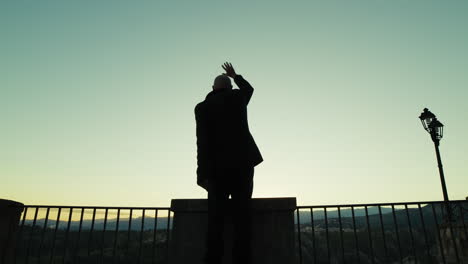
left=169, top=197, right=297, bottom=264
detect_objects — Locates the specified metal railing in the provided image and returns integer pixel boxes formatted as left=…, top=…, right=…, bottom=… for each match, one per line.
left=295, top=200, right=467, bottom=264
left=14, top=205, right=172, bottom=264
left=13, top=200, right=468, bottom=264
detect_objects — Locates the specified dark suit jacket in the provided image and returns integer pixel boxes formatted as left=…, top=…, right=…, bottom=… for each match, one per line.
left=195, top=75, right=263, bottom=190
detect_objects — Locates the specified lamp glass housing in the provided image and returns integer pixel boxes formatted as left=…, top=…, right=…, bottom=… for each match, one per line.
left=419, top=108, right=436, bottom=133
left=429, top=118, right=444, bottom=141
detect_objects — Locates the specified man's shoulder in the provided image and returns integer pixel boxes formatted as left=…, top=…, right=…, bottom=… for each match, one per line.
left=195, top=101, right=206, bottom=115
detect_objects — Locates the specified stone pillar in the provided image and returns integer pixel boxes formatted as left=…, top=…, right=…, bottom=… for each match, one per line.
left=169, top=197, right=297, bottom=264
left=0, top=199, right=24, bottom=264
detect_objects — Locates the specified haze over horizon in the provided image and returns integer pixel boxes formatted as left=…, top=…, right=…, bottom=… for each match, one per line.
left=2, top=0, right=468, bottom=207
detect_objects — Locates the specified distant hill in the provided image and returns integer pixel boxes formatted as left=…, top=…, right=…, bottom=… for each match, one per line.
left=24, top=216, right=170, bottom=231
left=295, top=206, right=395, bottom=223
left=296, top=203, right=467, bottom=229
left=23, top=202, right=466, bottom=231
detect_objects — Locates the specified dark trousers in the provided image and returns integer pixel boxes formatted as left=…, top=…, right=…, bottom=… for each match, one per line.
left=205, top=167, right=254, bottom=264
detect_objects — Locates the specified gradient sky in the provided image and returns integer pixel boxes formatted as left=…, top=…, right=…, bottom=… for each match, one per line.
left=2, top=0, right=467, bottom=207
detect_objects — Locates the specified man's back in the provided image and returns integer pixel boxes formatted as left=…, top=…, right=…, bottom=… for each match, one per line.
left=195, top=73, right=262, bottom=188
left=195, top=62, right=261, bottom=264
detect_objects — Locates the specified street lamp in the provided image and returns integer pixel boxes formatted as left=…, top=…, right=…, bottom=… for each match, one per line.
left=419, top=108, right=451, bottom=220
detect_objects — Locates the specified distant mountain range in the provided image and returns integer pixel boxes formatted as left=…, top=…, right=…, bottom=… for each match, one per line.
left=24, top=216, right=171, bottom=231
left=23, top=203, right=466, bottom=231
left=296, top=203, right=467, bottom=229
left=295, top=206, right=395, bottom=223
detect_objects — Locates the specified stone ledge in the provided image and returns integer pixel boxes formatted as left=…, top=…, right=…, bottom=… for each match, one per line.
left=171, top=197, right=296, bottom=212
left=0, top=199, right=24, bottom=209
left=169, top=197, right=297, bottom=264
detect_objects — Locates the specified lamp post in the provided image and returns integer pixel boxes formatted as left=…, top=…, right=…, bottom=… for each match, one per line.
left=419, top=108, right=452, bottom=221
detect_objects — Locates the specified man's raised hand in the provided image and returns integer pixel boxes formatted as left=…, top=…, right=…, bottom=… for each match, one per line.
left=222, top=62, right=237, bottom=78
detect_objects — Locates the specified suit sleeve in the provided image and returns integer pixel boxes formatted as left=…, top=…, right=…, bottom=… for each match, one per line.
left=234, top=75, right=254, bottom=105
left=195, top=104, right=209, bottom=190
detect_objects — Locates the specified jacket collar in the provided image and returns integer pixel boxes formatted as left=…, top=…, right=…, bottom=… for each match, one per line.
left=205, top=88, right=230, bottom=100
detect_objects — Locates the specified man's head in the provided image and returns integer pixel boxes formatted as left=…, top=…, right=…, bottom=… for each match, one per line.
left=212, top=74, right=232, bottom=91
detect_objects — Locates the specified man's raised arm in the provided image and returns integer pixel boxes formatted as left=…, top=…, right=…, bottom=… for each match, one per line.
left=222, top=62, right=254, bottom=105
left=233, top=74, right=254, bottom=105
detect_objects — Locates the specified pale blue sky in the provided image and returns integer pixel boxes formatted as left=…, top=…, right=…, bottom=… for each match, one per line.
left=1, top=0, right=467, bottom=207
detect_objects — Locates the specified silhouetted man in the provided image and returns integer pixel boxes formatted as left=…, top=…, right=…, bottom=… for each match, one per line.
left=195, top=62, right=263, bottom=264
